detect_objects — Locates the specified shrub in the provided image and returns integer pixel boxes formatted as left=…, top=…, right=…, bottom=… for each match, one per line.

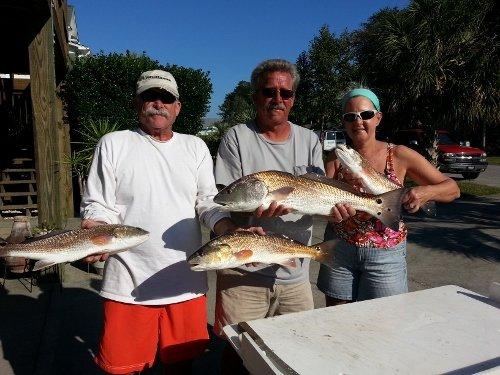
left=59, top=51, right=212, bottom=139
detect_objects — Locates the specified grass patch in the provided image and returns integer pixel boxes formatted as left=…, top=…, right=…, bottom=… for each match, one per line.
left=457, top=181, right=500, bottom=197
left=487, top=156, right=500, bottom=165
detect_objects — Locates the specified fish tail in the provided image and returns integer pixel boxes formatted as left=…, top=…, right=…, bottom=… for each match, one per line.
left=313, top=239, right=339, bottom=266
left=374, top=188, right=407, bottom=231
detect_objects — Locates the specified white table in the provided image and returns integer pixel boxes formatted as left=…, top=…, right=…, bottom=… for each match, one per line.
left=223, top=285, right=500, bottom=375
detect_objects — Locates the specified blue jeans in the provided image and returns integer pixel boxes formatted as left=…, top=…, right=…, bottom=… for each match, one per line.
left=316, top=240, right=408, bottom=301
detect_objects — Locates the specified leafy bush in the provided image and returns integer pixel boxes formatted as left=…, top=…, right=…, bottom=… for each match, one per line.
left=59, top=51, right=212, bottom=139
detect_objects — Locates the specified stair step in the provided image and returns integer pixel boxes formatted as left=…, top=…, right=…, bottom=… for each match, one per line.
left=2, top=168, right=36, bottom=173
left=0, top=192, right=37, bottom=197
left=0, top=180, right=36, bottom=184
left=0, top=204, right=37, bottom=210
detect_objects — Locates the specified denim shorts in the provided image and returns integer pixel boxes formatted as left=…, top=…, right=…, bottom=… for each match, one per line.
left=316, top=240, right=408, bottom=301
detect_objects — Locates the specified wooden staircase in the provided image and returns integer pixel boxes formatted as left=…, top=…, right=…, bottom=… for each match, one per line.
left=0, top=159, right=37, bottom=217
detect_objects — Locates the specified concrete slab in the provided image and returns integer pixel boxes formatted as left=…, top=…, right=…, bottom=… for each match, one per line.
left=0, top=195, right=499, bottom=374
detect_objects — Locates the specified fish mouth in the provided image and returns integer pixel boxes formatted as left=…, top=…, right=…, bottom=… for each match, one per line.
left=213, top=192, right=228, bottom=205
left=190, top=264, right=205, bottom=271
left=213, top=197, right=233, bottom=210
left=187, top=255, right=201, bottom=266
left=188, top=259, right=208, bottom=272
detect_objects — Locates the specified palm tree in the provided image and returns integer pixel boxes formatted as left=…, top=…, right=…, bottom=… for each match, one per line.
left=66, top=118, right=121, bottom=195
left=354, top=0, right=499, bottom=147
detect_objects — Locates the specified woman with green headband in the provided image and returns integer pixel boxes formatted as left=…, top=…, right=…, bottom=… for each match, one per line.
left=317, top=87, right=460, bottom=306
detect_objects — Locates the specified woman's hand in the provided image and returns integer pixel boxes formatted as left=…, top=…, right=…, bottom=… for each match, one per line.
left=402, top=186, right=431, bottom=213
left=329, top=203, right=357, bottom=223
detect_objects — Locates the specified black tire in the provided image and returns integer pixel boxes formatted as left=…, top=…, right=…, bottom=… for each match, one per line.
left=462, top=172, right=480, bottom=179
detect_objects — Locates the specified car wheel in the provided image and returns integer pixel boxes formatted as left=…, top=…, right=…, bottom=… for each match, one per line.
left=462, top=172, right=480, bottom=179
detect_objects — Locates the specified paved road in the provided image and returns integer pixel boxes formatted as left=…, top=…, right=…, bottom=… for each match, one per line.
left=447, top=164, right=500, bottom=188
left=0, top=194, right=499, bottom=374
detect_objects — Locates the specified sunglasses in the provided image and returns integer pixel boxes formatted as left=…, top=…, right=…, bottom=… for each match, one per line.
left=342, top=110, right=378, bottom=122
left=139, top=90, right=176, bottom=104
left=260, top=87, right=295, bottom=100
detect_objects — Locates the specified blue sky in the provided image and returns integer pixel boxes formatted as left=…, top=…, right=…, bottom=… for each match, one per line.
left=71, top=0, right=409, bottom=118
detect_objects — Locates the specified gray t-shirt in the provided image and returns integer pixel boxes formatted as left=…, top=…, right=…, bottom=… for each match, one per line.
left=214, top=121, right=325, bottom=284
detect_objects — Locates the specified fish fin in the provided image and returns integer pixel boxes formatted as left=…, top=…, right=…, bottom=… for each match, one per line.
left=276, top=258, right=297, bottom=268
left=300, top=174, right=361, bottom=195
left=373, top=188, right=407, bottom=230
left=32, top=260, right=58, bottom=272
left=90, top=235, right=113, bottom=245
left=314, top=239, right=339, bottom=266
left=268, top=187, right=295, bottom=201
left=21, top=230, right=72, bottom=243
left=234, top=249, right=253, bottom=260
left=420, top=201, right=436, bottom=216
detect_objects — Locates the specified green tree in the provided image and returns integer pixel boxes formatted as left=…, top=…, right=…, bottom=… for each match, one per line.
left=354, top=0, right=499, bottom=148
left=218, top=81, right=255, bottom=125
left=292, top=25, right=357, bottom=130
left=60, top=51, right=212, bottom=138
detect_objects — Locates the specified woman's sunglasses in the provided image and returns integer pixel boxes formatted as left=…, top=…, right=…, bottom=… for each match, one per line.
left=342, top=110, right=378, bottom=122
left=260, top=88, right=295, bottom=100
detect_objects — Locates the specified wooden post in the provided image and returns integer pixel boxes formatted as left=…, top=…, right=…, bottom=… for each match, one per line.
left=28, top=13, right=64, bottom=229
left=56, top=91, right=74, bottom=219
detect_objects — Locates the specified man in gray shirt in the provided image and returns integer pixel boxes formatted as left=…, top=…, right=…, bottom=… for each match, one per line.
left=214, top=59, right=325, bottom=373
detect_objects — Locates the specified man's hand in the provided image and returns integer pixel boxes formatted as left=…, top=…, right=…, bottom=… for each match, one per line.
left=81, top=219, right=110, bottom=263
left=254, top=201, right=293, bottom=218
left=235, top=226, right=266, bottom=236
left=81, top=219, right=107, bottom=229
left=213, top=218, right=266, bottom=267
left=213, top=218, right=266, bottom=236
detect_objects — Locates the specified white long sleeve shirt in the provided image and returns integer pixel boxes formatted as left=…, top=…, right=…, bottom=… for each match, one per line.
left=81, top=128, right=228, bottom=305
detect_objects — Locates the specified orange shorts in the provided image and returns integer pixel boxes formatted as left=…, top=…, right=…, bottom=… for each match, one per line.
left=95, top=296, right=209, bottom=374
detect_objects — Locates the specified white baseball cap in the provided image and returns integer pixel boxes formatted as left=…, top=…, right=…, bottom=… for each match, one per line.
left=136, top=70, right=179, bottom=99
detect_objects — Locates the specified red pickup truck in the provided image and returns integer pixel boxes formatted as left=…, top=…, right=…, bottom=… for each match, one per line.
left=394, top=129, right=488, bottom=179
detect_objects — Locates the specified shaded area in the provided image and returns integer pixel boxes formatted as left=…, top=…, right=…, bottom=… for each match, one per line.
left=442, top=356, right=500, bottom=375
left=404, top=196, right=500, bottom=261
left=456, top=291, right=500, bottom=309
left=0, top=280, right=104, bottom=374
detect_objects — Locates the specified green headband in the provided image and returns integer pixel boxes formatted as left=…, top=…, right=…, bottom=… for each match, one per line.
left=341, top=88, right=380, bottom=111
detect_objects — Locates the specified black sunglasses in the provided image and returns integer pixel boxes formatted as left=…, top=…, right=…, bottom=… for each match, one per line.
left=342, top=110, right=378, bottom=122
left=139, top=90, right=176, bottom=104
left=260, top=87, right=295, bottom=100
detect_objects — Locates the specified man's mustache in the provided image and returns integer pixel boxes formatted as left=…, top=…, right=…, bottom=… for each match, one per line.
left=267, top=103, right=286, bottom=111
left=144, top=107, right=170, bottom=118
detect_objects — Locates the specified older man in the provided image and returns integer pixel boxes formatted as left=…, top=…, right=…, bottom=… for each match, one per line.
left=81, top=70, right=244, bottom=375
left=214, top=59, right=326, bottom=372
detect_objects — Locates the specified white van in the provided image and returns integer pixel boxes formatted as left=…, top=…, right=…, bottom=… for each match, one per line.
left=323, top=130, right=346, bottom=151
